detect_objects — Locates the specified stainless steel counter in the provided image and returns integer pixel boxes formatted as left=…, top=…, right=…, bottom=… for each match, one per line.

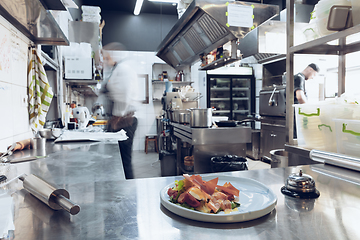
left=171, top=123, right=252, bottom=174
left=3, top=141, right=360, bottom=240
left=171, top=123, right=251, bottom=145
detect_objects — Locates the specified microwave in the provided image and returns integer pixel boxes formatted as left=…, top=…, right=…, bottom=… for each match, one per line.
left=64, top=57, right=93, bottom=79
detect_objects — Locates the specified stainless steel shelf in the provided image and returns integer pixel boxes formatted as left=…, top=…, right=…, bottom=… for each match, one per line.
left=213, top=110, right=230, bottom=113
left=289, top=24, right=360, bottom=55
left=210, top=98, right=230, bottom=101
left=233, top=110, right=249, bottom=113
left=233, top=97, right=249, bottom=100
left=210, top=87, right=230, bottom=91
left=233, top=87, right=250, bottom=91
left=65, top=79, right=98, bottom=85
left=152, top=80, right=193, bottom=84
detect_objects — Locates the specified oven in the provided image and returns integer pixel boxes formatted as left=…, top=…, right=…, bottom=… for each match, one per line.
left=259, top=85, right=287, bottom=161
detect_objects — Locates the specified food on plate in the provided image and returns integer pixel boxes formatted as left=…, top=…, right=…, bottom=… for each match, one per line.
left=167, top=174, right=240, bottom=214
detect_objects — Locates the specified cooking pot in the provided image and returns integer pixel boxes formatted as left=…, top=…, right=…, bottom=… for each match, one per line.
left=172, top=109, right=189, bottom=123
left=178, top=112, right=190, bottom=123
left=189, top=108, right=212, bottom=128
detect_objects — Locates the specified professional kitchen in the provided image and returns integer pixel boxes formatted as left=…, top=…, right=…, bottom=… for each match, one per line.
left=1, top=0, right=360, bottom=239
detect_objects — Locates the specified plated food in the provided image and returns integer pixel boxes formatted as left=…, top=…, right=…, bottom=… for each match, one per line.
left=167, top=174, right=240, bottom=214
left=160, top=175, right=278, bottom=223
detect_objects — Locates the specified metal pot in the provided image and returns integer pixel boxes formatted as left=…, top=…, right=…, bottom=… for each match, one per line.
left=179, top=112, right=190, bottom=123
left=173, top=110, right=189, bottom=123
left=189, top=108, right=212, bottom=128
left=38, top=128, right=62, bottom=139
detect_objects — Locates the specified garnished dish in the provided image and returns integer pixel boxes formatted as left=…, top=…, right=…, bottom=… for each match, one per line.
left=160, top=175, right=278, bottom=223
left=167, top=174, right=240, bottom=214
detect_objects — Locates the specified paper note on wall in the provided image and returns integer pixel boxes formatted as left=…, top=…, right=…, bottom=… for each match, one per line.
left=227, top=4, right=253, bottom=28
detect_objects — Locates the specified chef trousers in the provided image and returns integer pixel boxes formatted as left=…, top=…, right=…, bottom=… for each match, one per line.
left=118, top=117, right=138, bottom=179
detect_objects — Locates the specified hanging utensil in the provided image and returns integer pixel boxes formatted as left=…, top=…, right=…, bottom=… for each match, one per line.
left=0, top=143, right=16, bottom=161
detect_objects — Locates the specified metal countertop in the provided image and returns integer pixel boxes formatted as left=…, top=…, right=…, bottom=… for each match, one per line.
left=171, top=122, right=251, bottom=145
left=3, top=141, right=360, bottom=240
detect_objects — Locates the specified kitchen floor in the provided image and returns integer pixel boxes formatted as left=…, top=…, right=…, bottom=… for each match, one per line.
left=132, top=150, right=270, bottom=179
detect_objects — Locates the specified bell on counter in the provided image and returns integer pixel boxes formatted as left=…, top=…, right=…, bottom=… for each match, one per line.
left=281, top=169, right=320, bottom=199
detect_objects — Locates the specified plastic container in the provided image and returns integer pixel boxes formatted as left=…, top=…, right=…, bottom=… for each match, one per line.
left=315, top=16, right=337, bottom=36
left=294, top=103, right=327, bottom=150
left=302, top=22, right=321, bottom=41
left=295, top=101, right=360, bottom=151
left=313, top=0, right=351, bottom=20
left=334, top=119, right=360, bottom=157
left=82, top=14, right=101, bottom=24
left=81, top=5, right=101, bottom=15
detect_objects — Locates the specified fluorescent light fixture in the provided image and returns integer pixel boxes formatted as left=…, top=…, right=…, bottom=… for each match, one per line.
left=134, top=0, right=144, bottom=15
left=148, top=0, right=179, bottom=3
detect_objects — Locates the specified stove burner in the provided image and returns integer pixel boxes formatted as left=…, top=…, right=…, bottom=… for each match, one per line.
left=281, top=186, right=320, bottom=199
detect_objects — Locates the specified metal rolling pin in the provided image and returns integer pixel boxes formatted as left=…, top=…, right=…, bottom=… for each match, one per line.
left=19, top=174, right=80, bottom=215
left=310, top=149, right=360, bottom=172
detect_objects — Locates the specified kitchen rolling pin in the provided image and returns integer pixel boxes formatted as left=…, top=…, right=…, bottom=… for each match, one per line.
left=19, top=174, right=80, bottom=215
left=12, top=138, right=32, bottom=151
left=310, top=149, right=360, bottom=172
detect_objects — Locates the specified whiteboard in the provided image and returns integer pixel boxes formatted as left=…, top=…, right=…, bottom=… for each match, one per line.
left=0, top=15, right=29, bottom=86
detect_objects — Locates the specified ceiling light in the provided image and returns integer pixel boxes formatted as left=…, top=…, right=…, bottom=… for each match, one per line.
left=148, top=0, right=179, bottom=3
left=134, top=0, right=144, bottom=15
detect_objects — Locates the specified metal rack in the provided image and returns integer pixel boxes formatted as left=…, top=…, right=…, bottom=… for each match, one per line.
left=285, top=0, right=360, bottom=145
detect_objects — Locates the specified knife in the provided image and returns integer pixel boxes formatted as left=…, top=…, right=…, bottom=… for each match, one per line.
left=9, top=156, right=47, bottom=164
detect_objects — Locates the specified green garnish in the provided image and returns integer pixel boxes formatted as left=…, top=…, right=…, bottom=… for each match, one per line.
left=231, top=201, right=240, bottom=209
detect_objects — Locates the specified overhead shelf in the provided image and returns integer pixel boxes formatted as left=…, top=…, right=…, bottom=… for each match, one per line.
left=210, top=88, right=230, bottom=91
left=65, top=80, right=98, bottom=85
left=233, top=110, right=249, bottom=113
left=233, top=87, right=250, bottom=91
left=289, top=24, right=360, bottom=55
left=233, top=97, right=249, bottom=100
left=213, top=110, right=230, bottom=113
left=152, top=80, right=193, bottom=84
left=199, top=57, right=241, bottom=71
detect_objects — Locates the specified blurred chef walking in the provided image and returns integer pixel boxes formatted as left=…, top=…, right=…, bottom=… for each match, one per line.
left=100, top=42, right=140, bottom=179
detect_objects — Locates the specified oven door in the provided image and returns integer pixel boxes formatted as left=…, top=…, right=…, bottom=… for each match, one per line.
left=259, top=87, right=286, bottom=117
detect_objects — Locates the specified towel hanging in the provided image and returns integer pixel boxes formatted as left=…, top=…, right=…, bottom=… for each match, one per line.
left=28, top=48, right=54, bottom=132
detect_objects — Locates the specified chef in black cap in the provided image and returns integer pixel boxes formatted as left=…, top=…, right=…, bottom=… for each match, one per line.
left=294, top=63, right=320, bottom=104
left=293, top=63, right=320, bottom=138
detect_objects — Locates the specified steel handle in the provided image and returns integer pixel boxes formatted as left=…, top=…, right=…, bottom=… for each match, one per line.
left=54, top=195, right=80, bottom=215
left=268, top=87, right=277, bottom=106
left=270, top=133, right=277, bottom=137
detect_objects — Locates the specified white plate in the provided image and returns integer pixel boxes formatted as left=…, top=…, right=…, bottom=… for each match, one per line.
left=160, top=176, right=277, bottom=223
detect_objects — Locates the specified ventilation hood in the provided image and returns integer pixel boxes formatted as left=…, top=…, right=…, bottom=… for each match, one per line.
left=0, top=0, right=69, bottom=45
left=156, top=0, right=279, bottom=70
left=238, top=4, right=315, bottom=64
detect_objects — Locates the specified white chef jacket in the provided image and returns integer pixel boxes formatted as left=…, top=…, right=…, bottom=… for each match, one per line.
left=104, top=58, right=140, bottom=117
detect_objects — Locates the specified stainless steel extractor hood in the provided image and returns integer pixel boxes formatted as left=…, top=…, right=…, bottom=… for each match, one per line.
left=0, top=0, right=69, bottom=45
left=238, top=4, right=314, bottom=64
left=156, top=0, right=279, bottom=70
